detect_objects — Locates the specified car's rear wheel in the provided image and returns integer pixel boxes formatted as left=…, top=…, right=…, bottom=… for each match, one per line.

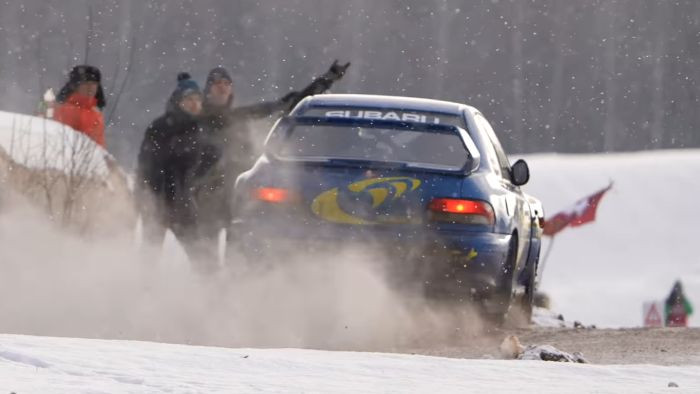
left=519, top=251, right=539, bottom=323
left=480, top=234, right=518, bottom=326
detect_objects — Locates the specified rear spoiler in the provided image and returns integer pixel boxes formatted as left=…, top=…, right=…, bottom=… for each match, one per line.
left=264, top=116, right=481, bottom=174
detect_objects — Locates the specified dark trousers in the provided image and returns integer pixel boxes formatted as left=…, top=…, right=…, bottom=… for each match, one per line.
left=142, top=198, right=221, bottom=274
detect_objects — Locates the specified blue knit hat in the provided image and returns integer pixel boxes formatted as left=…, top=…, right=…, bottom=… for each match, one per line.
left=167, top=72, right=202, bottom=112
left=174, top=72, right=201, bottom=99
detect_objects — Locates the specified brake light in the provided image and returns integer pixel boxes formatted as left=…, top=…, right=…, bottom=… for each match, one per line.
left=253, top=187, right=291, bottom=203
left=427, top=198, right=495, bottom=225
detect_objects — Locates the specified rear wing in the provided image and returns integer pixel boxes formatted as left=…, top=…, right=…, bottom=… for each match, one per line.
left=264, top=116, right=481, bottom=174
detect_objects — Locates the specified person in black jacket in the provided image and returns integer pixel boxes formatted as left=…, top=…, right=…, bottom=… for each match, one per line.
left=194, top=61, right=350, bottom=247
left=136, top=73, right=216, bottom=271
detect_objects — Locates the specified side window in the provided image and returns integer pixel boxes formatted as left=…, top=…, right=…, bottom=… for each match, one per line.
left=474, top=114, right=512, bottom=180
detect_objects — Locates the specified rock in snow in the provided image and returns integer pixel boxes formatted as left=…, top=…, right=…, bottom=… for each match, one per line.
left=519, top=345, right=588, bottom=363
left=499, top=335, right=525, bottom=359
left=499, top=335, right=588, bottom=363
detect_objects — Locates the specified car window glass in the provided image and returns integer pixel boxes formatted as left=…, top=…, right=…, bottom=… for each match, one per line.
left=473, top=115, right=503, bottom=176
left=276, top=124, right=470, bottom=171
left=475, top=114, right=511, bottom=179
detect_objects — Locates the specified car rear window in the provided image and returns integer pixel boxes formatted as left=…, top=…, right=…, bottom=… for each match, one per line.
left=300, top=107, right=465, bottom=128
left=275, top=124, right=470, bottom=170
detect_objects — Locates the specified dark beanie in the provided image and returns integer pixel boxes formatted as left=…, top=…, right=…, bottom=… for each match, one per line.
left=205, top=67, right=232, bottom=92
left=206, top=67, right=232, bottom=84
left=70, top=65, right=101, bottom=83
left=57, top=65, right=106, bottom=109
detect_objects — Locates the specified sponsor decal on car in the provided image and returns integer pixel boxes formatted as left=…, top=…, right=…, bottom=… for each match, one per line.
left=323, top=110, right=442, bottom=124
left=450, top=248, right=479, bottom=265
left=311, top=177, right=421, bottom=225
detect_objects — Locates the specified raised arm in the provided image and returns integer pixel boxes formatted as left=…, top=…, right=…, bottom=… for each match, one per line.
left=284, top=60, right=350, bottom=111
left=229, top=60, right=350, bottom=120
left=229, top=96, right=295, bottom=120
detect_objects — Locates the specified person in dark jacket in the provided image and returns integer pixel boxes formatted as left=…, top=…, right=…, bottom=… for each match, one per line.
left=665, top=280, right=694, bottom=327
left=193, top=60, right=350, bottom=247
left=136, top=73, right=215, bottom=271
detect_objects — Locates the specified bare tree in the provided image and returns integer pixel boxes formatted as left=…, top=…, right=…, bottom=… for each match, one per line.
left=105, top=36, right=137, bottom=127
left=602, top=1, right=618, bottom=152
left=510, top=2, right=525, bottom=146
left=84, top=2, right=95, bottom=64
left=649, top=2, right=667, bottom=149
left=6, top=117, right=104, bottom=230
left=546, top=1, right=566, bottom=151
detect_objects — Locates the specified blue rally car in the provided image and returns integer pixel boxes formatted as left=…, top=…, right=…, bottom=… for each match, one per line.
left=231, top=94, right=544, bottom=322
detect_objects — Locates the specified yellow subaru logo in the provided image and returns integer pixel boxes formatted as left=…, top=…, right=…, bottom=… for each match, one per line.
left=311, top=177, right=421, bottom=225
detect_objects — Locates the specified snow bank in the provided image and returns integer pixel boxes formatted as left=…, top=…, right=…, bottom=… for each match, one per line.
left=0, top=334, right=698, bottom=393
left=0, top=110, right=134, bottom=234
left=0, top=110, right=109, bottom=178
left=522, top=150, right=700, bottom=328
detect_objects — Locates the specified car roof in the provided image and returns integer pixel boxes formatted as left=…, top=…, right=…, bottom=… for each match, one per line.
left=292, top=94, right=477, bottom=117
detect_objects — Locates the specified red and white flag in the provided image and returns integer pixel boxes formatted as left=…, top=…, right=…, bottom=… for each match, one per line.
left=543, top=183, right=612, bottom=237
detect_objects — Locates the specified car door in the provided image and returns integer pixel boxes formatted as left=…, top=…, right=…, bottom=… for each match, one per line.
left=473, top=113, right=532, bottom=267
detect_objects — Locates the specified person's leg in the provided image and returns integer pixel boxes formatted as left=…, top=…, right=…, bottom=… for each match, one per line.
left=172, top=223, right=220, bottom=274
left=138, top=213, right=168, bottom=269
left=170, top=190, right=219, bottom=275
left=194, top=175, right=231, bottom=268
left=142, top=217, right=167, bottom=246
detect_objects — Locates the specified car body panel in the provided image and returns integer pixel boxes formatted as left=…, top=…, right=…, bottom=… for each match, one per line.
left=233, top=94, right=543, bottom=309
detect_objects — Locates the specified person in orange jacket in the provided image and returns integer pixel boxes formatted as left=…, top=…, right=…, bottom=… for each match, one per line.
left=54, top=65, right=106, bottom=148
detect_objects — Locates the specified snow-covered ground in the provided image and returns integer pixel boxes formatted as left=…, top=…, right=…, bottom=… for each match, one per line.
left=1, top=333, right=698, bottom=393
left=0, top=110, right=110, bottom=177
left=2, top=135, right=699, bottom=391
left=521, top=150, right=700, bottom=328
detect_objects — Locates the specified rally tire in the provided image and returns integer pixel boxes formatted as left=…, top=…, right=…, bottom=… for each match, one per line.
left=481, top=234, right=518, bottom=326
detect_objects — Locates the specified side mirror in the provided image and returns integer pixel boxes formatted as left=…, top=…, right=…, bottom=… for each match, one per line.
left=511, top=159, right=530, bottom=186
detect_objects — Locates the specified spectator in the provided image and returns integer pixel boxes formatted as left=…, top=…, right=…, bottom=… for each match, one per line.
left=194, top=61, right=350, bottom=247
left=55, top=65, right=106, bottom=147
left=665, top=280, right=694, bottom=327
left=135, top=73, right=215, bottom=272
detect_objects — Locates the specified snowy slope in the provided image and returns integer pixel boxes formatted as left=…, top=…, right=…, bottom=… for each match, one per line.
left=521, top=150, right=700, bottom=328
left=0, top=110, right=110, bottom=177
left=1, top=334, right=698, bottom=393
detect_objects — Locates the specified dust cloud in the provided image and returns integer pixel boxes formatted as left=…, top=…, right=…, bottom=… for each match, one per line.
left=0, top=194, right=488, bottom=351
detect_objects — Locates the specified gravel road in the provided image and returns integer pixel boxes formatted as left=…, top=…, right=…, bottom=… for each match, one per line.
left=402, top=327, right=700, bottom=365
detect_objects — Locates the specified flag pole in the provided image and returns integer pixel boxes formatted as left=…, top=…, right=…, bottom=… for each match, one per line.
left=537, top=181, right=613, bottom=285
left=538, top=236, right=556, bottom=284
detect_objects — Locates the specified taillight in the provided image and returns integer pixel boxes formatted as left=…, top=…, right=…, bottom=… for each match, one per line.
left=253, top=187, right=292, bottom=203
left=427, top=198, right=495, bottom=225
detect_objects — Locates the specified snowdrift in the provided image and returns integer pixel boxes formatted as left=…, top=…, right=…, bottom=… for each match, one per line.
left=522, top=150, right=700, bottom=327
left=0, top=334, right=698, bottom=393
left=0, top=110, right=134, bottom=233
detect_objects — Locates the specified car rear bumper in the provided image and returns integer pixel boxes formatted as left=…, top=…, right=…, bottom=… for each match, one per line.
left=231, top=220, right=512, bottom=299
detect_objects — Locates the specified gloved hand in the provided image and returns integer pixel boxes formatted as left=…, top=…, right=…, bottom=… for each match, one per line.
left=290, top=60, right=352, bottom=111
left=309, top=60, right=351, bottom=94
left=323, top=60, right=351, bottom=81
